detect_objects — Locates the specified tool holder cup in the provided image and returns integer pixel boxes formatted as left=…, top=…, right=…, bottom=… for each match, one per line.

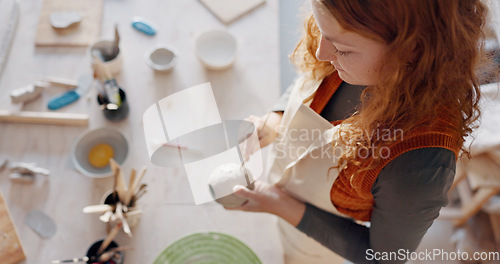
left=86, top=239, right=124, bottom=264
left=97, top=88, right=129, bottom=122
left=101, top=190, right=141, bottom=232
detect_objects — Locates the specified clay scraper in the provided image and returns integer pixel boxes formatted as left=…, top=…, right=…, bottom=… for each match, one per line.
left=47, top=75, right=92, bottom=110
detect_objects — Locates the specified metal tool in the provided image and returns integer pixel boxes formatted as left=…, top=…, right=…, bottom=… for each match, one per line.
left=47, top=75, right=93, bottom=110
left=51, top=257, right=89, bottom=263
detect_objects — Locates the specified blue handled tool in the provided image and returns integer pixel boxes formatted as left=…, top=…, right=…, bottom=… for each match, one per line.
left=131, top=17, right=157, bottom=36
left=47, top=75, right=92, bottom=110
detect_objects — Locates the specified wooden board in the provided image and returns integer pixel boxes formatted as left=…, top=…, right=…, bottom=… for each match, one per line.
left=466, top=154, right=500, bottom=190
left=0, top=192, right=26, bottom=264
left=199, top=0, right=265, bottom=24
left=35, top=0, right=103, bottom=47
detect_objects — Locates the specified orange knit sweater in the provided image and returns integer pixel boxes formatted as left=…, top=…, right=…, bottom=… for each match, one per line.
left=309, top=72, right=463, bottom=222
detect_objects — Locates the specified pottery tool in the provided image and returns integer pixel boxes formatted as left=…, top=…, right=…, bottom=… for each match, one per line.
left=0, top=110, right=88, bottom=126
left=35, top=0, right=103, bottom=47
left=110, top=159, right=120, bottom=203
left=42, top=77, right=79, bottom=88
left=111, top=24, right=120, bottom=59
left=51, top=257, right=89, bottom=263
left=129, top=168, right=147, bottom=203
left=10, top=82, right=46, bottom=104
left=82, top=204, right=113, bottom=214
left=97, top=222, right=122, bottom=255
left=124, top=169, right=136, bottom=206
left=24, top=210, right=57, bottom=239
left=199, top=0, right=265, bottom=24
left=130, top=190, right=147, bottom=207
left=0, top=192, right=26, bottom=264
left=0, top=0, right=19, bottom=75
left=47, top=75, right=93, bottom=110
left=240, top=112, right=271, bottom=172
left=131, top=17, right=157, bottom=36
left=9, top=162, right=49, bottom=176
left=115, top=202, right=131, bottom=237
left=8, top=162, right=49, bottom=183
left=92, top=52, right=121, bottom=106
left=99, top=211, right=114, bottom=223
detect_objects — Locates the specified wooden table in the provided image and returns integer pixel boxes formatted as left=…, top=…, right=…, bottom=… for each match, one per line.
left=0, top=0, right=282, bottom=263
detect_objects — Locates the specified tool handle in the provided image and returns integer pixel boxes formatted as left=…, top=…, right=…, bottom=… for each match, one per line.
left=47, top=91, right=80, bottom=110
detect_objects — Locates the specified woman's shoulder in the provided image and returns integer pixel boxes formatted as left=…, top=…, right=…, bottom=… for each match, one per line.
left=374, top=147, right=456, bottom=188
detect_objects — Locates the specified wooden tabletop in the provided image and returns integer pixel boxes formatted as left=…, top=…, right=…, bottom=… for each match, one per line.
left=0, top=0, right=282, bottom=263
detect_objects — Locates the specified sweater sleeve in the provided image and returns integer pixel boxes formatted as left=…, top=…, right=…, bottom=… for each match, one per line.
left=296, top=147, right=456, bottom=264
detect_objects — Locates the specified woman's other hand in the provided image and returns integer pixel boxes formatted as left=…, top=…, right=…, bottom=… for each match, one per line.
left=225, top=180, right=306, bottom=227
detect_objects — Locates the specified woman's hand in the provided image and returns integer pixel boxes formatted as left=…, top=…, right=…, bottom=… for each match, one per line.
left=240, top=112, right=283, bottom=160
left=225, top=180, right=306, bottom=227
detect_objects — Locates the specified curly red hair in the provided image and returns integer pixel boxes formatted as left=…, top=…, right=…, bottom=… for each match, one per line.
left=292, top=0, right=489, bottom=171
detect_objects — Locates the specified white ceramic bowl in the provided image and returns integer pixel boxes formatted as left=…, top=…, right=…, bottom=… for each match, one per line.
left=145, top=45, right=178, bottom=72
left=71, top=127, right=128, bottom=178
left=195, top=30, right=237, bottom=70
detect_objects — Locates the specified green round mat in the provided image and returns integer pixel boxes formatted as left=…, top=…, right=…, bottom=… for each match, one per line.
left=153, top=232, right=262, bottom=264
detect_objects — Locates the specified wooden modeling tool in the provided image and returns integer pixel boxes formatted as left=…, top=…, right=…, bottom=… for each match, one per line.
left=97, top=222, right=122, bottom=255
left=0, top=110, right=88, bottom=126
left=123, top=168, right=136, bottom=206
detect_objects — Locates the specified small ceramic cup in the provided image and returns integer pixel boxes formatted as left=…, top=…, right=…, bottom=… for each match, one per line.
left=195, top=30, right=237, bottom=70
left=145, top=45, right=178, bottom=72
left=88, top=39, right=123, bottom=79
left=97, top=88, right=129, bottom=122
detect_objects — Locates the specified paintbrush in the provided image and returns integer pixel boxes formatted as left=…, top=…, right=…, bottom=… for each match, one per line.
left=51, top=256, right=89, bottom=263
left=130, top=189, right=147, bottom=206
left=97, top=222, right=122, bottom=255
left=129, top=183, right=147, bottom=206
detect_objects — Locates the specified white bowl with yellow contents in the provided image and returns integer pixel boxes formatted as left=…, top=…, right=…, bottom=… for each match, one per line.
left=71, top=127, right=129, bottom=178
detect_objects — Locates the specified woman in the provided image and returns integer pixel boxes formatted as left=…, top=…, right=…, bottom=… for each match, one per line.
left=229, top=0, right=489, bottom=263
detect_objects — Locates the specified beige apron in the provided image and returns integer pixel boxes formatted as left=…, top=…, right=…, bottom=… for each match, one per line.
left=267, top=74, right=348, bottom=264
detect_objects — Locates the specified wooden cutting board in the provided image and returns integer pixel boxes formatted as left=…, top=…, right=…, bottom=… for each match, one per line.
left=0, top=192, right=26, bottom=264
left=199, top=0, right=265, bottom=24
left=35, top=0, right=103, bottom=47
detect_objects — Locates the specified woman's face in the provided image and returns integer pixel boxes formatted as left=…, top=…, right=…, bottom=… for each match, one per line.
left=311, top=0, right=389, bottom=85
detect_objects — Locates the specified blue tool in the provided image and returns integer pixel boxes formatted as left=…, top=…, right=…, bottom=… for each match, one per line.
left=131, top=17, right=157, bottom=36
left=47, top=75, right=92, bottom=110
